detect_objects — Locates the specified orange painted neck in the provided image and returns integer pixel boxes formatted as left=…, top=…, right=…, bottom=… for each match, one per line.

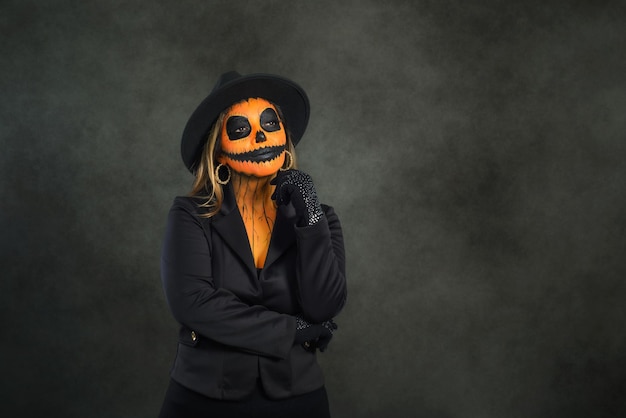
left=230, top=172, right=277, bottom=268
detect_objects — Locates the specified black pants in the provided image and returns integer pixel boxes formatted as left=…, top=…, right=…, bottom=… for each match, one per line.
left=158, top=378, right=331, bottom=418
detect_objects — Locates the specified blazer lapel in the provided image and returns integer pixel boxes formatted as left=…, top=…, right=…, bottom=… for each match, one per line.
left=264, top=206, right=297, bottom=269
left=211, top=184, right=257, bottom=276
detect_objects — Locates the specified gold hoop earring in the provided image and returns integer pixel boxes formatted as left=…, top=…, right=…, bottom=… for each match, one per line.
left=280, top=150, right=294, bottom=171
left=215, top=163, right=231, bottom=185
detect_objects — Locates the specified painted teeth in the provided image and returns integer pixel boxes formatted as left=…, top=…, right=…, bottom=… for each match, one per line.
left=225, top=146, right=284, bottom=162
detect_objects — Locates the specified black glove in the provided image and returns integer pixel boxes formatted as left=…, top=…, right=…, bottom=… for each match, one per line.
left=271, top=169, right=323, bottom=227
left=294, top=316, right=338, bottom=352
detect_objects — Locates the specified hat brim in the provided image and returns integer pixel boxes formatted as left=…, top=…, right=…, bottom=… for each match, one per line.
left=181, top=73, right=310, bottom=173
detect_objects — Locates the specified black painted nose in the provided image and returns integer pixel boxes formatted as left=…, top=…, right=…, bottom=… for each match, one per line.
left=255, top=131, right=266, bottom=143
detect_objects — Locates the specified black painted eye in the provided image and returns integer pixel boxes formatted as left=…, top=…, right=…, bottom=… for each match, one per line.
left=260, top=108, right=281, bottom=132
left=226, top=116, right=251, bottom=140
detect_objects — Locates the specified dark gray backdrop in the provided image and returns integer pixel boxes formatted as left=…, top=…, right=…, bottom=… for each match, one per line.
left=2, top=1, right=625, bottom=417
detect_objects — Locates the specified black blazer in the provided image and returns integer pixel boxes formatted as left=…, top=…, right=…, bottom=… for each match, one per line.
left=161, top=184, right=347, bottom=400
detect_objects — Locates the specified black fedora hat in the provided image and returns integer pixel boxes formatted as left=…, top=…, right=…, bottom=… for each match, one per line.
left=181, top=71, right=310, bottom=173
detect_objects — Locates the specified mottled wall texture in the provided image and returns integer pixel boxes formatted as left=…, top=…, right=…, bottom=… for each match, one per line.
left=2, top=1, right=625, bottom=417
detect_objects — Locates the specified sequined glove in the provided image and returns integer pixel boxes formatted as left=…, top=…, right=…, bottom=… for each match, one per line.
left=271, top=169, right=324, bottom=227
left=294, top=315, right=338, bottom=352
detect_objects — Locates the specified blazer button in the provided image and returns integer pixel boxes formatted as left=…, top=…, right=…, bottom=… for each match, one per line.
left=303, top=341, right=310, bottom=348
left=191, top=331, right=197, bottom=342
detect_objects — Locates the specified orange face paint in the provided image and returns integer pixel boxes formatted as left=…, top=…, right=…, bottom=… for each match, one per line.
left=218, top=98, right=287, bottom=177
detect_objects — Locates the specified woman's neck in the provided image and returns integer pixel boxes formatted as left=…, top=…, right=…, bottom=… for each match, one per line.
left=230, top=171, right=277, bottom=268
left=230, top=172, right=275, bottom=208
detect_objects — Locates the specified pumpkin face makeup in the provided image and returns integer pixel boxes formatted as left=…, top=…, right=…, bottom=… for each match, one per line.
left=218, top=98, right=287, bottom=177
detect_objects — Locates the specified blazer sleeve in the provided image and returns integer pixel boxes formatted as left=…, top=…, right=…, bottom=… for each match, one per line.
left=294, top=204, right=347, bottom=323
left=161, top=197, right=296, bottom=360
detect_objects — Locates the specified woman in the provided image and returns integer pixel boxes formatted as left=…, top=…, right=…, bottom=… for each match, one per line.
left=158, top=71, right=347, bottom=418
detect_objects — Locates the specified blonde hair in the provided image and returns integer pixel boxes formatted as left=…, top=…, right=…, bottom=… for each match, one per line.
left=189, top=107, right=297, bottom=218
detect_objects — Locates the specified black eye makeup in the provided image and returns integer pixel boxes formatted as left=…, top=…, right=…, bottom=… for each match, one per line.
left=226, top=116, right=251, bottom=140
left=260, top=108, right=281, bottom=132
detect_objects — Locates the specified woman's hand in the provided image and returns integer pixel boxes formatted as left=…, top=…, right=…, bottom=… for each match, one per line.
left=271, top=169, right=323, bottom=227
left=294, top=315, right=338, bottom=352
